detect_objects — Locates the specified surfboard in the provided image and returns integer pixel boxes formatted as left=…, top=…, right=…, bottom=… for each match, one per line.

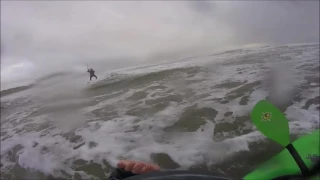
left=87, top=78, right=98, bottom=84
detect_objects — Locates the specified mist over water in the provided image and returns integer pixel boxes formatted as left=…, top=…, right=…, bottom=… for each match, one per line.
left=1, top=1, right=319, bottom=87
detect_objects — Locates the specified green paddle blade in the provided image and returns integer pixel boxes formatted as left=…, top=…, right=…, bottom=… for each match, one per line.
left=251, top=100, right=290, bottom=147
left=244, top=129, right=320, bottom=180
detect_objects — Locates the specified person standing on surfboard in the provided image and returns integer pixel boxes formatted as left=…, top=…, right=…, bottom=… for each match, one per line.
left=87, top=68, right=97, bottom=81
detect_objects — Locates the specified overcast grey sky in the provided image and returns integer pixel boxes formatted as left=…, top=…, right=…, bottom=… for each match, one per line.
left=1, top=1, right=319, bottom=73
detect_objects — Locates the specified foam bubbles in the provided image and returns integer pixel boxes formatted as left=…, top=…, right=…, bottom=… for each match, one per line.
left=1, top=44, right=319, bottom=178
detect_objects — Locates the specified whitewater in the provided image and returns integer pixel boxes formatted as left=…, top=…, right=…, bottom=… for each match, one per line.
left=1, top=43, right=319, bottom=179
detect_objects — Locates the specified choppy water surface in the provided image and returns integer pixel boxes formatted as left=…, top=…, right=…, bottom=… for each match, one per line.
left=1, top=44, right=319, bottom=179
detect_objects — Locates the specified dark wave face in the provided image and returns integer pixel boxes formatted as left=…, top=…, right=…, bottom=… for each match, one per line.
left=37, top=72, right=71, bottom=83
left=0, top=72, right=72, bottom=98
left=0, top=84, right=34, bottom=97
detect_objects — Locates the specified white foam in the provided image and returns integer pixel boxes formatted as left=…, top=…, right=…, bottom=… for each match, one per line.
left=1, top=44, right=319, bottom=178
left=286, top=104, right=320, bottom=134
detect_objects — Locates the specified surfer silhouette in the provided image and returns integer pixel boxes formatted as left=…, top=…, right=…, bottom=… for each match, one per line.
left=87, top=68, right=97, bottom=81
